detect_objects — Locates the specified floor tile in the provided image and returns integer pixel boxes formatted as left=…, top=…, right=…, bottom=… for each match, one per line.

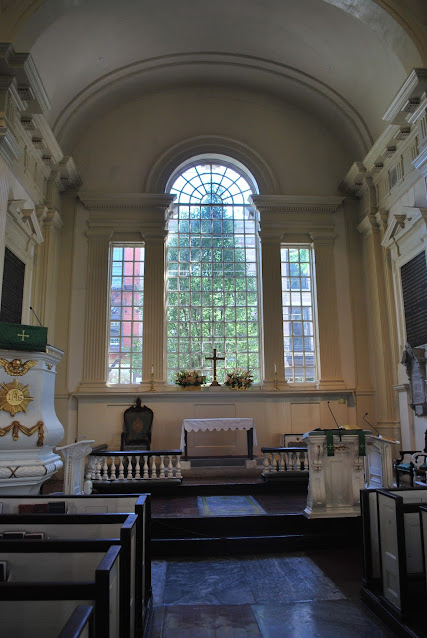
left=152, top=560, right=167, bottom=604
left=163, top=557, right=255, bottom=605
left=240, top=554, right=345, bottom=603
left=161, top=604, right=262, bottom=638
left=252, top=599, right=394, bottom=638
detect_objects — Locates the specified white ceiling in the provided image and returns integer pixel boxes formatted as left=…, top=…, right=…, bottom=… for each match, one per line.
left=2, top=0, right=425, bottom=155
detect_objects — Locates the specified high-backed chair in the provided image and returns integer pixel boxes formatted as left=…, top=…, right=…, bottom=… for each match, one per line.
left=120, top=398, right=153, bottom=451
left=395, top=429, right=427, bottom=487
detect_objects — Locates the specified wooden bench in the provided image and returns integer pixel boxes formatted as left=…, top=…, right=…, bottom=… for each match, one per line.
left=361, top=487, right=427, bottom=620
left=0, top=513, right=137, bottom=638
left=58, top=605, right=94, bottom=638
left=0, top=543, right=121, bottom=638
left=0, top=494, right=152, bottom=637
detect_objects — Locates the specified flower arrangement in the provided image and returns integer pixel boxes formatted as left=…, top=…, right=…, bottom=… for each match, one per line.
left=224, top=368, right=254, bottom=389
left=175, top=369, right=205, bottom=387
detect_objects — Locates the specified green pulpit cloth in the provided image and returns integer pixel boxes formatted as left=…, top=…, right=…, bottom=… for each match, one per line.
left=325, top=429, right=366, bottom=457
left=0, top=321, right=47, bottom=352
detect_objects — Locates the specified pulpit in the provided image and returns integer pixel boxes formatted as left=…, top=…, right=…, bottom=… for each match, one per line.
left=0, top=323, right=64, bottom=494
left=364, top=434, right=399, bottom=488
left=303, top=429, right=370, bottom=518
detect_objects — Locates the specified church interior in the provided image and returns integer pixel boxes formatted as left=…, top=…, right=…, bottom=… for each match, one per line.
left=0, top=1, right=427, bottom=637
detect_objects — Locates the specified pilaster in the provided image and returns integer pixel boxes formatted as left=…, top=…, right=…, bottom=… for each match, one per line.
left=358, top=213, right=398, bottom=426
left=310, top=231, right=344, bottom=388
left=80, top=229, right=112, bottom=390
left=32, top=205, right=63, bottom=342
left=0, top=155, right=11, bottom=301
left=258, top=231, right=286, bottom=390
left=143, top=226, right=168, bottom=387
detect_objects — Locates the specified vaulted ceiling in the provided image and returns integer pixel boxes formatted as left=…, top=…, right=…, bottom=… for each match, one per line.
left=0, top=0, right=425, bottom=157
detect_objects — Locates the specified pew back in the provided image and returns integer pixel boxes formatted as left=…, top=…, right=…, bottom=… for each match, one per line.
left=0, top=544, right=120, bottom=638
left=58, top=605, right=94, bottom=638
left=377, top=488, right=427, bottom=616
left=0, top=494, right=151, bottom=637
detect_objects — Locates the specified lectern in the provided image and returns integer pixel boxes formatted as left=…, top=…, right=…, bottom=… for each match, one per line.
left=303, top=429, right=370, bottom=518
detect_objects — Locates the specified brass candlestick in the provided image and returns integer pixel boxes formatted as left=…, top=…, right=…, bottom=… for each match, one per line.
left=149, top=372, right=156, bottom=391
left=273, top=371, right=278, bottom=391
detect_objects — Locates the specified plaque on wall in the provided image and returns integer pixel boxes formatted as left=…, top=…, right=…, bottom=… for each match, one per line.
left=400, top=251, right=427, bottom=347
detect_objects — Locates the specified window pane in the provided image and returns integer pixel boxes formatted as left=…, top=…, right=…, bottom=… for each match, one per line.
left=167, top=162, right=260, bottom=382
left=281, top=245, right=317, bottom=383
left=108, top=244, right=145, bottom=384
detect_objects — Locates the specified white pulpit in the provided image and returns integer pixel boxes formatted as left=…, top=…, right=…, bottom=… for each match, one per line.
left=0, top=347, right=64, bottom=494
left=303, top=429, right=370, bottom=518
left=364, top=435, right=399, bottom=489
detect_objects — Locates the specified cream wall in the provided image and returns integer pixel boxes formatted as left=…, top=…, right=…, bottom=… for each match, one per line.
left=71, top=86, right=355, bottom=196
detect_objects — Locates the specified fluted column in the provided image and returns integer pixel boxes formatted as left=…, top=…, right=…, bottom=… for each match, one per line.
left=310, top=231, right=344, bottom=387
left=142, top=228, right=167, bottom=387
left=80, top=230, right=111, bottom=389
left=358, top=214, right=397, bottom=426
left=259, top=233, right=287, bottom=389
left=0, top=156, right=11, bottom=302
left=32, top=206, right=63, bottom=342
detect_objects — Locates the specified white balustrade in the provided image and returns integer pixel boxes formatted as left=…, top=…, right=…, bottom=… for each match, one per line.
left=87, top=451, right=183, bottom=484
left=261, top=447, right=309, bottom=477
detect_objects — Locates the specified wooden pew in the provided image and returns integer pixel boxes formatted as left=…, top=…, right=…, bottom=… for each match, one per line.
left=58, top=605, right=94, bottom=638
left=376, top=488, right=427, bottom=618
left=0, top=543, right=120, bottom=638
left=0, top=513, right=137, bottom=638
left=0, top=493, right=152, bottom=637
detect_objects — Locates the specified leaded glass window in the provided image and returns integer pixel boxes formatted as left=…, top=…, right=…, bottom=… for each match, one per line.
left=167, top=162, right=260, bottom=383
left=281, top=246, right=317, bottom=382
left=108, top=244, right=145, bottom=384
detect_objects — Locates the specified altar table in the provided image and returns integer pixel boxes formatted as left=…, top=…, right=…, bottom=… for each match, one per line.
left=180, top=418, right=257, bottom=459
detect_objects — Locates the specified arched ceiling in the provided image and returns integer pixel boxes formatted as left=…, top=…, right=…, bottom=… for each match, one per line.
left=0, top=0, right=424, bottom=157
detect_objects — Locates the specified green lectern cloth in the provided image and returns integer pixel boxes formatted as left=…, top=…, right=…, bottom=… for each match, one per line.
left=0, top=322, right=47, bottom=352
left=324, top=429, right=366, bottom=457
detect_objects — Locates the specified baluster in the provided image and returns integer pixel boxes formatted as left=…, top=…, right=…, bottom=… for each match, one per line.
left=83, top=469, right=93, bottom=494
left=135, top=456, right=141, bottom=479
left=151, top=455, right=157, bottom=479
left=176, top=455, right=182, bottom=479
left=275, top=452, right=280, bottom=472
left=102, top=458, right=109, bottom=481
left=284, top=452, right=289, bottom=471
left=159, top=455, right=165, bottom=479
left=143, top=456, right=149, bottom=479
left=263, top=452, right=269, bottom=473
left=279, top=452, right=285, bottom=472
left=127, top=456, right=133, bottom=480
left=118, top=456, right=125, bottom=480
left=110, top=457, right=116, bottom=481
left=94, top=459, right=102, bottom=480
left=296, top=452, right=302, bottom=471
left=304, top=451, right=309, bottom=470
left=167, top=455, right=173, bottom=478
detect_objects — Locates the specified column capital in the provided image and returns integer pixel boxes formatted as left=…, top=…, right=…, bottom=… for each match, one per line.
left=309, top=230, right=336, bottom=245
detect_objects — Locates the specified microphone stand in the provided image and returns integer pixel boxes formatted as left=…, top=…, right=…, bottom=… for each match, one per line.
left=363, top=412, right=381, bottom=438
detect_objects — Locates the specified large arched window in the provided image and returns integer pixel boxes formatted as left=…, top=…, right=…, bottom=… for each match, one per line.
left=166, top=161, right=261, bottom=384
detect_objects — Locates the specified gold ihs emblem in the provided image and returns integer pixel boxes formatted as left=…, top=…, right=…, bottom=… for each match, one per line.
left=0, top=379, right=34, bottom=416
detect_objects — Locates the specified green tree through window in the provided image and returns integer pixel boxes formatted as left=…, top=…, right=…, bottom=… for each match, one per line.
left=167, top=162, right=260, bottom=384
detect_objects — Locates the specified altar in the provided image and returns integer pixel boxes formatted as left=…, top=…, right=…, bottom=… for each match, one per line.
left=180, top=418, right=257, bottom=459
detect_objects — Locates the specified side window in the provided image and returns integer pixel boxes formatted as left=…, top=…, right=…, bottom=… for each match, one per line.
left=281, top=246, right=317, bottom=382
left=108, top=244, right=145, bottom=384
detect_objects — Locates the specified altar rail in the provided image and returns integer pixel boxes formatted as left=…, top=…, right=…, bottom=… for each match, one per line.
left=261, top=447, right=309, bottom=478
left=87, top=450, right=183, bottom=485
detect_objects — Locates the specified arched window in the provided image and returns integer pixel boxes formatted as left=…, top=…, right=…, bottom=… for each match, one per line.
left=166, top=160, right=261, bottom=384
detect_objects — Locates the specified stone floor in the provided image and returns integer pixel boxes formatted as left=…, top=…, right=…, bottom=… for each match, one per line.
left=151, top=550, right=396, bottom=638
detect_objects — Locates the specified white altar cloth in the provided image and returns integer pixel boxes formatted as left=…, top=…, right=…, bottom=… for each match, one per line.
left=180, top=418, right=257, bottom=450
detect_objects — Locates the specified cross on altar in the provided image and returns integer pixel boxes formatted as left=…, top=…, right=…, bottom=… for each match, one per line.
left=205, top=348, right=225, bottom=386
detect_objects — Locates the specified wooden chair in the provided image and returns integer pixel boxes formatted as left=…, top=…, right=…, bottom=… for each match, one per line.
left=395, top=429, right=427, bottom=487
left=120, top=398, right=153, bottom=451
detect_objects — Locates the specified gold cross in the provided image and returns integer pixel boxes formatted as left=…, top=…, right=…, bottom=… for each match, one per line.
left=205, top=348, right=225, bottom=386
left=17, top=330, right=29, bottom=342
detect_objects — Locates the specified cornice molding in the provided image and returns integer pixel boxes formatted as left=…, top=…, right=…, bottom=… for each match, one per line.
left=250, top=195, right=343, bottom=214
left=80, top=192, right=175, bottom=211
left=0, top=43, right=50, bottom=114
left=381, top=207, right=427, bottom=248
left=383, top=69, right=427, bottom=125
